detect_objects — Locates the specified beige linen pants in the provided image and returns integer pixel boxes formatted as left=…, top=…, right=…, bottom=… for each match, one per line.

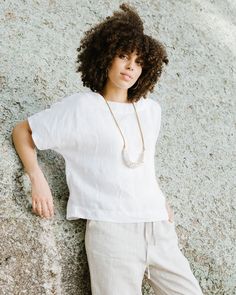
left=85, top=219, right=203, bottom=295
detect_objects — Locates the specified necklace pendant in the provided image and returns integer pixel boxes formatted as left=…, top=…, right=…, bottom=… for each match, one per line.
left=102, top=95, right=146, bottom=169
left=122, top=146, right=145, bottom=168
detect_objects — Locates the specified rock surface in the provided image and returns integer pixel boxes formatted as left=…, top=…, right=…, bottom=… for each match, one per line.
left=1, top=0, right=235, bottom=294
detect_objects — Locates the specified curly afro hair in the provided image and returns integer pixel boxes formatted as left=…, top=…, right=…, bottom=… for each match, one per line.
left=76, top=3, right=169, bottom=102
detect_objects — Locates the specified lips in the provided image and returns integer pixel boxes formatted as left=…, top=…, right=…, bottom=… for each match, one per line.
left=120, top=73, right=133, bottom=80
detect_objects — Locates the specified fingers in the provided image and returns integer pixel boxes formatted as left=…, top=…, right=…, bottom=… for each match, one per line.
left=47, top=200, right=54, bottom=217
left=169, top=207, right=175, bottom=222
left=165, top=201, right=175, bottom=222
left=37, top=201, right=43, bottom=216
left=41, top=201, right=50, bottom=218
left=32, top=199, right=37, bottom=213
left=32, top=199, right=54, bottom=219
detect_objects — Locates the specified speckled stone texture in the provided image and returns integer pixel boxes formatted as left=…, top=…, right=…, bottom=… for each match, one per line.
left=1, top=0, right=235, bottom=294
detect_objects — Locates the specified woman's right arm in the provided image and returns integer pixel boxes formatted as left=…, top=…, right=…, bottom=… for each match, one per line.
left=12, top=120, right=54, bottom=219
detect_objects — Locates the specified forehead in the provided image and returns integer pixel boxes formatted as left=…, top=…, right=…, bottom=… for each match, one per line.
left=129, top=50, right=139, bottom=57
left=116, top=48, right=142, bottom=58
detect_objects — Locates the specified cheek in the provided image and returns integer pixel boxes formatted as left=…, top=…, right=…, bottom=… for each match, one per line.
left=108, top=62, right=120, bottom=77
left=134, top=69, right=142, bottom=81
left=110, top=59, right=122, bottom=72
left=108, top=69, right=118, bottom=81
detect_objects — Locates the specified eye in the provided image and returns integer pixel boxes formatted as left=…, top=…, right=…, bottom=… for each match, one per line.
left=136, top=59, right=143, bottom=66
left=119, top=54, right=128, bottom=60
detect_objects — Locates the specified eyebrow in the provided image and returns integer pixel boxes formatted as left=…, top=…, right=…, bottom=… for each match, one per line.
left=119, top=52, right=142, bottom=60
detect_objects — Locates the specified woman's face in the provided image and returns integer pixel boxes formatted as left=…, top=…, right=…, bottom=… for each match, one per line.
left=106, top=50, right=143, bottom=90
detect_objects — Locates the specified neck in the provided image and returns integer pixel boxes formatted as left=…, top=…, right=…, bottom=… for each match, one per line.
left=101, top=84, right=131, bottom=104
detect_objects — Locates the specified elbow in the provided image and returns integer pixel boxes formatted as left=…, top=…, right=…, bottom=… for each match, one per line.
left=12, top=123, right=19, bottom=139
left=12, top=122, right=22, bottom=137
left=12, top=123, right=21, bottom=145
left=13, top=120, right=30, bottom=133
left=12, top=123, right=19, bottom=132
left=12, top=120, right=30, bottom=142
left=12, top=120, right=36, bottom=150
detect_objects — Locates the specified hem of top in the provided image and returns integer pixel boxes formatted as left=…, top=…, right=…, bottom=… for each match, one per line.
left=67, top=217, right=170, bottom=223
left=66, top=208, right=169, bottom=223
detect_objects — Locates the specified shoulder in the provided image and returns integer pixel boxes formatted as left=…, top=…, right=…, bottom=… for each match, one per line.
left=56, top=91, right=94, bottom=108
left=60, top=91, right=87, bottom=103
left=68, top=90, right=98, bottom=102
left=145, top=97, right=162, bottom=114
left=149, top=98, right=161, bottom=109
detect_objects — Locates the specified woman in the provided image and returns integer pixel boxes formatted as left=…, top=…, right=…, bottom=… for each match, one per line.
left=12, top=3, right=204, bottom=295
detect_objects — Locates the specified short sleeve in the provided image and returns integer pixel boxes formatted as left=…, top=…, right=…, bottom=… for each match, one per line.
left=27, top=93, right=78, bottom=152
left=156, top=101, right=162, bottom=138
left=152, top=99, right=162, bottom=139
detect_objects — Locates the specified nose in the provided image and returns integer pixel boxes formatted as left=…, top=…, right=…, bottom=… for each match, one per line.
left=126, top=62, right=134, bottom=71
left=126, top=55, right=137, bottom=71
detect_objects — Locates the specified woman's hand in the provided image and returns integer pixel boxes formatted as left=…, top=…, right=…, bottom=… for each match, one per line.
left=30, top=170, right=54, bottom=219
left=165, top=200, right=175, bottom=223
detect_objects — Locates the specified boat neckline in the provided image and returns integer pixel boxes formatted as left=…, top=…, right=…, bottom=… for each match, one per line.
left=94, top=92, right=145, bottom=106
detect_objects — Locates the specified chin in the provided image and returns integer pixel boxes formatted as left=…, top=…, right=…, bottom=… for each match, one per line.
left=117, top=82, right=134, bottom=90
left=115, top=84, right=130, bottom=90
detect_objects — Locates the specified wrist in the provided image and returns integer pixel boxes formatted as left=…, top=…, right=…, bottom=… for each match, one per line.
left=26, top=166, right=44, bottom=182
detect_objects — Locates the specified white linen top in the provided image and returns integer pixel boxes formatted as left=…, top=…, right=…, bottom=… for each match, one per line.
left=27, top=91, right=169, bottom=222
